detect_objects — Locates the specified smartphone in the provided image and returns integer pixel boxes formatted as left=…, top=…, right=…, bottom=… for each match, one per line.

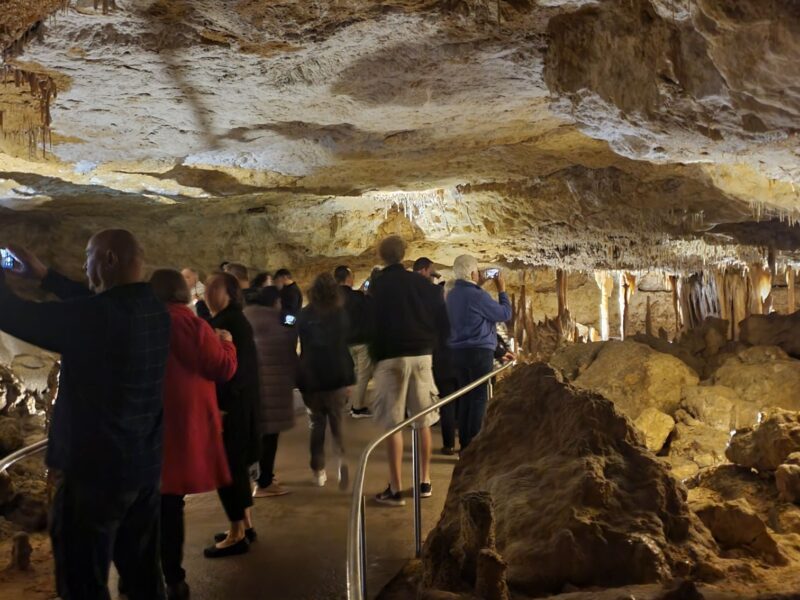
left=363, top=279, right=370, bottom=290
left=0, top=249, right=17, bottom=271
left=484, top=268, right=500, bottom=279
left=283, top=314, right=297, bottom=326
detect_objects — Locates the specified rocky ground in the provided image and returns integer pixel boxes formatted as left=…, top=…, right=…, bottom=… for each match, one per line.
left=380, top=311, right=800, bottom=599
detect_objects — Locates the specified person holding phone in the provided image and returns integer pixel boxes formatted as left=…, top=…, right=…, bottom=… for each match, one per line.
left=446, top=255, right=512, bottom=449
left=0, top=232, right=171, bottom=600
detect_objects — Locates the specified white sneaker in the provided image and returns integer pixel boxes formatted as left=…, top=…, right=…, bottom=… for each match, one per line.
left=313, top=469, right=327, bottom=487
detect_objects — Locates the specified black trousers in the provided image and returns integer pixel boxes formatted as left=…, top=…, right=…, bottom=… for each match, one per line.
left=160, top=495, right=186, bottom=586
left=218, top=428, right=253, bottom=522
left=50, top=477, right=165, bottom=600
left=437, top=378, right=459, bottom=449
left=257, top=433, right=280, bottom=488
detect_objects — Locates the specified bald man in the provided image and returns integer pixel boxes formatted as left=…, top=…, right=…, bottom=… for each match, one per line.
left=0, top=230, right=170, bottom=600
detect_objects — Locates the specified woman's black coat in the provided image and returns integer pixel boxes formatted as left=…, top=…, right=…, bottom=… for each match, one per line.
left=209, top=304, right=261, bottom=465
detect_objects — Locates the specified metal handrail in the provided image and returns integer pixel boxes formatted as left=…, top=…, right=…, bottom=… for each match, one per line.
left=346, top=360, right=515, bottom=600
left=0, top=438, right=48, bottom=474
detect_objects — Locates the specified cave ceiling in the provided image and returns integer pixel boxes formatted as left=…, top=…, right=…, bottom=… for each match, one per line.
left=0, top=0, right=798, bottom=274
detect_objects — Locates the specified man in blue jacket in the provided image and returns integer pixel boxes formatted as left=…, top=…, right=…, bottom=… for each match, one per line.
left=446, top=254, right=512, bottom=448
left=0, top=231, right=170, bottom=600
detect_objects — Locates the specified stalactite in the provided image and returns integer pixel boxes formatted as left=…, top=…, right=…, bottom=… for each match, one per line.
left=749, top=264, right=773, bottom=315
left=645, top=296, right=653, bottom=337
left=678, top=272, right=721, bottom=330
left=0, top=64, right=58, bottom=157
left=556, top=269, right=568, bottom=321
left=594, top=270, right=614, bottom=341
left=717, top=268, right=750, bottom=340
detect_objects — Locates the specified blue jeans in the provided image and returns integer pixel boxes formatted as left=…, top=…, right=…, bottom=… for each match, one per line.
left=452, top=348, right=495, bottom=449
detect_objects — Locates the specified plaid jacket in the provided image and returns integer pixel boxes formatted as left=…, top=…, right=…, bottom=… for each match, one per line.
left=0, top=270, right=170, bottom=490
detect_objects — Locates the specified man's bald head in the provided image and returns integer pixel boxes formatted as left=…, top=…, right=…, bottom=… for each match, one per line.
left=85, top=229, right=145, bottom=292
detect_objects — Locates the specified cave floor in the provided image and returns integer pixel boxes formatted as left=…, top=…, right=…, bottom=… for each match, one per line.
left=0, top=412, right=454, bottom=600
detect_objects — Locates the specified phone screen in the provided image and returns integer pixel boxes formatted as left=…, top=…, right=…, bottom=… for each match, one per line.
left=283, top=314, right=297, bottom=326
left=0, top=249, right=16, bottom=271
left=484, top=268, right=499, bottom=279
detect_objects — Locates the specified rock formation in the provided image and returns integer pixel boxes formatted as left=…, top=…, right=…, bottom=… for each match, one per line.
left=421, top=363, right=718, bottom=597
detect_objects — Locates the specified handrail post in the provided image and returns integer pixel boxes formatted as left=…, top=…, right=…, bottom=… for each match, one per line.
left=359, top=495, right=368, bottom=599
left=411, top=426, right=422, bottom=558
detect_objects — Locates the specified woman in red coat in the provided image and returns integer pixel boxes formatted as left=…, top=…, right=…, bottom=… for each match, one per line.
left=150, top=269, right=237, bottom=600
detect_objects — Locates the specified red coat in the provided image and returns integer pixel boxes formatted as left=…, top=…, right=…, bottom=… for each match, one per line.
left=161, top=303, right=237, bottom=495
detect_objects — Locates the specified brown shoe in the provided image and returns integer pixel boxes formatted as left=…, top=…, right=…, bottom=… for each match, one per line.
left=253, top=482, right=291, bottom=498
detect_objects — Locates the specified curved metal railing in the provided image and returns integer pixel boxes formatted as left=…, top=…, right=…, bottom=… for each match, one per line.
left=0, top=438, right=48, bottom=475
left=346, top=360, right=515, bottom=600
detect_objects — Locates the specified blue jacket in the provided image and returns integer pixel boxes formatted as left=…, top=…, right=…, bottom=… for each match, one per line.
left=446, top=280, right=512, bottom=350
left=0, top=270, right=170, bottom=490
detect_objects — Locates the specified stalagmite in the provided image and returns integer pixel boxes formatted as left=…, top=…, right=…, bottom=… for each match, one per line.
left=618, top=272, right=636, bottom=340
left=750, top=264, right=773, bottom=315
left=645, top=295, right=653, bottom=337
left=594, top=270, right=614, bottom=341
left=669, top=275, right=682, bottom=336
left=787, top=269, right=796, bottom=314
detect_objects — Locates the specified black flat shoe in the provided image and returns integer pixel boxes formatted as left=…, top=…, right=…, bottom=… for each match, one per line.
left=203, top=538, right=249, bottom=558
left=213, top=528, right=256, bottom=544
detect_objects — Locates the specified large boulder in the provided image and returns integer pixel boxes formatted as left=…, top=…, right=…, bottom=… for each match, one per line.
left=548, top=342, right=604, bottom=381
left=680, top=385, right=759, bottom=433
left=740, top=311, right=800, bottom=359
left=634, top=407, right=675, bottom=453
left=726, top=410, right=800, bottom=471
left=3, top=477, right=48, bottom=532
left=667, top=410, right=731, bottom=479
left=776, top=453, right=800, bottom=504
left=421, top=363, right=718, bottom=597
left=573, top=341, right=699, bottom=419
left=711, top=347, right=800, bottom=412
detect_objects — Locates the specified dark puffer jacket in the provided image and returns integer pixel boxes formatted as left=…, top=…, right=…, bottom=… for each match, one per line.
left=244, top=304, right=298, bottom=435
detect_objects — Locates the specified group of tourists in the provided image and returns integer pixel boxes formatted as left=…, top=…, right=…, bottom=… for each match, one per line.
left=0, top=230, right=512, bottom=600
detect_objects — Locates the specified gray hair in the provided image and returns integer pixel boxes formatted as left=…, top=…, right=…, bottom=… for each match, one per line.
left=453, top=254, right=478, bottom=281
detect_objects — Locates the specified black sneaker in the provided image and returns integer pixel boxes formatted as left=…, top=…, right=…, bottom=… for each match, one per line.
left=440, top=447, right=456, bottom=456
left=375, top=485, right=406, bottom=507
left=420, top=482, right=432, bottom=498
left=350, top=407, right=373, bottom=419
left=167, top=580, right=190, bottom=600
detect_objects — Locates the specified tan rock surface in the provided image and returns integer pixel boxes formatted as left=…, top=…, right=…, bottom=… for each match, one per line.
left=635, top=407, right=675, bottom=454
left=680, top=385, right=759, bottom=433
left=712, top=348, right=800, bottom=412
left=573, top=340, right=699, bottom=419
left=726, top=410, right=800, bottom=472
left=422, top=363, right=718, bottom=596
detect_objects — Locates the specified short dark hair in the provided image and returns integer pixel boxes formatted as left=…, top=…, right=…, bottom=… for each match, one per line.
left=378, top=236, right=406, bottom=265
left=308, top=272, right=342, bottom=314
left=257, top=286, right=281, bottom=308
left=333, top=265, right=352, bottom=284
left=210, top=272, right=243, bottom=309
left=224, top=262, right=248, bottom=283
left=251, top=272, right=270, bottom=288
left=219, top=261, right=230, bottom=270
left=274, top=268, right=292, bottom=279
left=150, top=269, right=191, bottom=305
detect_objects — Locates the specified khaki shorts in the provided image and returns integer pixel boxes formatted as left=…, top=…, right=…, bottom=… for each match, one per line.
left=373, top=355, right=439, bottom=430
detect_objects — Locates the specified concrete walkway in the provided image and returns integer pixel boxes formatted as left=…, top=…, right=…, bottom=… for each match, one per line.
left=170, top=414, right=454, bottom=600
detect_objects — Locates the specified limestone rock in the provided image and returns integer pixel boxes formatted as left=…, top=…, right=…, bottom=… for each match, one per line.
left=668, top=413, right=731, bottom=477
left=630, top=334, right=705, bottom=378
left=4, top=477, right=48, bottom=532
left=0, top=417, right=23, bottom=457
left=634, top=407, right=675, bottom=453
left=422, top=363, right=717, bottom=596
left=680, top=385, right=759, bottom=433
left=573, top=341, right=700, bottom=419
left=548, top=342, right=604, bottom=381
left=726, top=410, right=800, bottom=472
left=776, top=463, right=800, bottom=504
left=691, top=495, right=787, bottom=566
left=712, top=347, right=800, bottom=412
left=740, top=312, right=800, bottom=359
